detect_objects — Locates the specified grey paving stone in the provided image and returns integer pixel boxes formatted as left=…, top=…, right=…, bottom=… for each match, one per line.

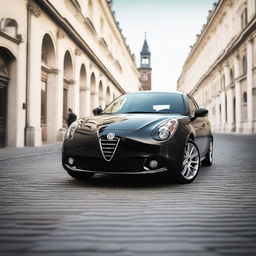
left=0, top=134, right=256, bottom=256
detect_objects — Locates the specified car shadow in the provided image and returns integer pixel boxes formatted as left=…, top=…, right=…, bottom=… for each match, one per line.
left=63, top=173, right=183, bottom=189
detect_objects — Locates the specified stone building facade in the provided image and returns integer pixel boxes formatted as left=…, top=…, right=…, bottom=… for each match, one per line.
left=177, top=0, right=256, bottom=134
left=0, top=0, right=141, bottom=147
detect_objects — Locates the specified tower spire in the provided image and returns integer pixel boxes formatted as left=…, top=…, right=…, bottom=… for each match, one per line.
left=138, top=34, right=152, bottom=91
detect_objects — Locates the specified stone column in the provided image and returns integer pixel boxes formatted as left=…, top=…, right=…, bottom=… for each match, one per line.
left=25, top=1, right=42, bottom=146
left=90, top=92, right=99, bottom=113
left=67, top=80, right=77, bottom=116
left=56, top=29, right=66, bottom=141
left=74, top=49, right=81, bottom=117
left=46, top=70, right=59, bottom=143
left=226, top=88, right=234, bottom=132
left=99, top=96, right=105, bottom=109
left=220, top=91, right=225, bottom=132
left=216, top=71, right=222, bottom=132
left=80, top=87, right=90, bottom=117
left=85, top=74, right=92, bottom=116
left=234, top=55, right=242, bottom=133
left=223, top=64, right=230, bottom=132
left=246, top=39, right=253, bottom=133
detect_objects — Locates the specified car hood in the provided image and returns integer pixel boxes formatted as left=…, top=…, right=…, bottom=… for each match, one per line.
left=79, top=113, right=182, bottom=134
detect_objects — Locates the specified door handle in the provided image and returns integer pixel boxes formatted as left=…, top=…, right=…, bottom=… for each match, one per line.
left=202, top=122, right=206, bottom=128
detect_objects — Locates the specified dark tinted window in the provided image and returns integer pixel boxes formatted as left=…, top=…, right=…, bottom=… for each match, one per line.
left=104, top=93, right=186, bottom=114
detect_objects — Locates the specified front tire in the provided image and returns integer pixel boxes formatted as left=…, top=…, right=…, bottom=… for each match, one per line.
left=67, top=170, right=94, bottom=180
left=174, top=140, right=200, bottom=184
left=201, top=138, right=213, bottom=166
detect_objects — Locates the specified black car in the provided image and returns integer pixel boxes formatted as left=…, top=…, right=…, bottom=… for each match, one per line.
left=62, top=92, right=213, bottom=183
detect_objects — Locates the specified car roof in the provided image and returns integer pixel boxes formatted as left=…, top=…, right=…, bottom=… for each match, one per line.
left=125, top=91, right=187, bottom=96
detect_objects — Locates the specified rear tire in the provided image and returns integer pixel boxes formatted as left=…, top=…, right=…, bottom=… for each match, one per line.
left=201, top=138, right=213, bottom=166
left=174, top=139, right=200, bottom=184
left=67, top=170, right=94, bottom=180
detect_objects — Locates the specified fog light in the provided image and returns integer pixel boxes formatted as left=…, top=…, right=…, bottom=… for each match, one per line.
left=67, top=157, right=74, bottom=165
left=149, top=160, right=158, bottom=169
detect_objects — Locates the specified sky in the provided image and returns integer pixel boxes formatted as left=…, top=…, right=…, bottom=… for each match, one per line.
left=112, top=0, right=216, bottom=92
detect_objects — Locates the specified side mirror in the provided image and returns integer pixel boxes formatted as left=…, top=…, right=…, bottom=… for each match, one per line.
left=193, top=108, right=208, bottom=119
left=92, top=106, right=103, bottom=116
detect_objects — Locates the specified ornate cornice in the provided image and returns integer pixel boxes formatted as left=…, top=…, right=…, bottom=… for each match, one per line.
left=27, top=0, right=41, bottom=17
left=56, top=28, right=66, bottom=39
left=75, top=48, right=82, bottom=56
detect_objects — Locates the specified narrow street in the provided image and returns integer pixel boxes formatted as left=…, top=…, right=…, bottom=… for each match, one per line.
left=0, top=134, right=256, bottom=256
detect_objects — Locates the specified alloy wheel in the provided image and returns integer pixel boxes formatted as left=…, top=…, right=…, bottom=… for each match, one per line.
left=209, top=140, right=213, bottom=163
left=181, top=142, right=200, bottom=180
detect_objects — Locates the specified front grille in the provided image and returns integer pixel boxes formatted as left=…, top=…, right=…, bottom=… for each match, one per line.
left=75, top=157, right=146, bottom=172
left=100, top=136, right=120, bottom=161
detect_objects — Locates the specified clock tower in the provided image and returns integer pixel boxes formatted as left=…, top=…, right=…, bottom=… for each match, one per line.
left=138, top=35, right=152, bottom=91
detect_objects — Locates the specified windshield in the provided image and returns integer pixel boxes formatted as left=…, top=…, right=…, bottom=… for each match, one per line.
left=103, top=93, right=186, bottom=114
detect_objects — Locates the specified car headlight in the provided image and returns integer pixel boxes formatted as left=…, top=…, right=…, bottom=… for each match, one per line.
left=66, top=120, right=82, bottom=140
left=152, top=119, right=178, bottom=141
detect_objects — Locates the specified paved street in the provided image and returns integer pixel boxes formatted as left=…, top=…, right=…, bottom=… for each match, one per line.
left=0, top=134, right=256, bottom=256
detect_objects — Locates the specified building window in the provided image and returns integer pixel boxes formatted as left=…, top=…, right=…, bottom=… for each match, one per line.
left=242, top=56, right=247, bottom=74
left=221, top=74, right=225, bottom=88
left=219, top=104, right=222, bottom=124
left=241, top=8, right=248, bottom=29
left=230, top=68, right=234, bottom=83
left=225, top=94, right=228, bottom=123
left=243, top=91, right=247, bottom=104
left=3, top=18, right=18, bottom=38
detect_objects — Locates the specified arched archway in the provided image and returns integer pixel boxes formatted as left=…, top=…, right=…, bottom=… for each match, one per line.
left=79, top=64, right=87, bottom=117
left=0, top=47, right=16, bottom=147
left=106, top=86, right=111, bottom=106
left=233, top=96, right=236, bottom=132
left=243, top=91, right=247, bottom=104
left=225, top=93, right=227, bottom=124
left=219, top=104, right=222, bottom=129
left=230, top=68, right=234, bottom=84
left=41, top=34, right=56, bottom=142
left=41, top=34, right=55, bottom=67
left=63, top=50, right=74, bottom=126
left=90, top=72, right=97, bottom=112
left=98, top=81, right=103, bottom=108
left=242, top=56, right=247, bottom=74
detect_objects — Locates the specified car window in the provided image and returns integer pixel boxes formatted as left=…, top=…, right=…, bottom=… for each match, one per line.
left=103, top=93, right=186, bottom=114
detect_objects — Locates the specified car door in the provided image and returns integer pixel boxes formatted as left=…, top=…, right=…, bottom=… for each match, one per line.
left=188, top=96, right=210, bottom=156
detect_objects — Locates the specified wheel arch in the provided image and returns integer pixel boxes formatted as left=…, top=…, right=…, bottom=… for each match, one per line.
left=187, top=133, right=195, bottom=142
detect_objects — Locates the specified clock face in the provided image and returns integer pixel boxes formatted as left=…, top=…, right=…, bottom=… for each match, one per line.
left=142, top=57, right=149, bottom=65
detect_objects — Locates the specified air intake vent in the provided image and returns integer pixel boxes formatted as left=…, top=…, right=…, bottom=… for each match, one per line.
left=100, top=136, right=120, bottom=161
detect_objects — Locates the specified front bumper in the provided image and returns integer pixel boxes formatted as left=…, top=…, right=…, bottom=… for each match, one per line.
left=64, top=164, right=168, bottom=175
left=62, top=129, right=186, bottom=175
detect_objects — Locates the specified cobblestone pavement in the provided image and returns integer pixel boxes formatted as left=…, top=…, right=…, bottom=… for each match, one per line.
left=0, top=134, right=256, bottom=256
